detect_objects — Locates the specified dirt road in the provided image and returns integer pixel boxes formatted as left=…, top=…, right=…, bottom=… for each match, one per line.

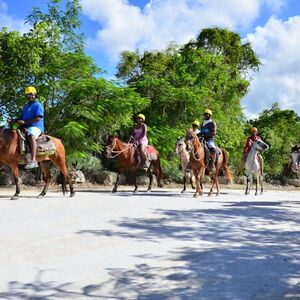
left=0, top=187, right=300, bottom=299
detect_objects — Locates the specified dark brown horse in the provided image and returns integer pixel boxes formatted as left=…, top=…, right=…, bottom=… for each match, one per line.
left=0, top=127, right=75, bottom=200
left=184, top=129, right=206, bottom=197
left=105, top=135, right=163, bottom=193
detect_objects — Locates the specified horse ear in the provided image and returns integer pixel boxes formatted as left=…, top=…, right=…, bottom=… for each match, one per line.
left=177, top=136, right=181, bottom=141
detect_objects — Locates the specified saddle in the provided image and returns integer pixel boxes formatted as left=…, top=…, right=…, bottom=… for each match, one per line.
left=202, top=140, right=221, bottom=163
left=17, top=129, right=56, bottom=157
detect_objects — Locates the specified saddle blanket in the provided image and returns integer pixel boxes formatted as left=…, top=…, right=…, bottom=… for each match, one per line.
left=36, top=135, right=56, bottom=155
left=146, top=145, right=157, bottom=160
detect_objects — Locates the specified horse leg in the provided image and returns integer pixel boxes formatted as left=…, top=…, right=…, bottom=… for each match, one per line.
left=193, top=170, right=203, bottom=198
left=181, top=173, right=187, bottom=193
left=10, top=164, right=21, bottom=200
left=190, top=173, right=195, bottom=189
left=133, top=171, right=138, bottom=193
left=260, top=174, right=264, bottom=194
left=245, top=175, right=250, bottom=195
left=38, top=161, right=51, bottom=198
left=112, top=173, right=121, bottom=193
left=208, top=172, right=216, bottom=196
left=254, top=174, right=259, bottom=196
left=147, top=170, right=153, bottom=192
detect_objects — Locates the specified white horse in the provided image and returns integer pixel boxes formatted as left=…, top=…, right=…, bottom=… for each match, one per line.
left=175, top=137, right=195, bottom=193
left=290, top=145, right=300, bottom=178
left=245, top=140, right=269, bottom=195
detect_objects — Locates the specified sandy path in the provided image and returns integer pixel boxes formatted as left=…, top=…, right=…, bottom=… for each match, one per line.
left=0, top=188, right=300, bottom=299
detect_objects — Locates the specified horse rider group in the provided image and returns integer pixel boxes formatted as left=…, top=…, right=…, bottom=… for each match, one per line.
left=9, top=86, right=263, bottom=175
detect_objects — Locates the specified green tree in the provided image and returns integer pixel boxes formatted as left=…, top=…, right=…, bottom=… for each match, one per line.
left=117, top=28, right=260, bottom=170
left=0, top=0, right=148, bottom=170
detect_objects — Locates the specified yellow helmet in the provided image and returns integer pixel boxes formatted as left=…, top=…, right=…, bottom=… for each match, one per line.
left=204, top=109, right=212, bottom=116
left=251, top=127, right=258, bottom=133
left=25, top=86, right=37, bottom=95
left=136, top=113, right=145, bottom=121
left=192, top=120, right=200, bottom=127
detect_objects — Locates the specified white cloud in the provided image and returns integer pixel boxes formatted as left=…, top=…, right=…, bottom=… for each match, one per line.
left=81, top=0, right=263, bottom=61
left=244, top=16, right=300, bottom=117
left=0, top=0, right=30, bottom=33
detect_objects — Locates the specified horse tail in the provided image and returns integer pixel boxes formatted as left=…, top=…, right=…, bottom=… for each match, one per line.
left=155, top=152, right=164, bottom=188
left=221, top=148, right=233, bottom=184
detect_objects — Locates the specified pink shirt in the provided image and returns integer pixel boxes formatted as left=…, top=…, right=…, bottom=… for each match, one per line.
left=134, top=126, right=148, bottom=145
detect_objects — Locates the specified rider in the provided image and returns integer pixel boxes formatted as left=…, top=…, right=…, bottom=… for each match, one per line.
left=236, top=127, right=262, bottom=175
left=198, top=109, right=217, bottom=172
left=191, top=120, right=200, bottom=135
left=13, top=86, right=44, bottom=169
left=133, top=113, right=150, bottom=168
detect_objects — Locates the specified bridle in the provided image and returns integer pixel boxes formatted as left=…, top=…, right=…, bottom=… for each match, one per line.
left=105, top=136, right=135, bottom=159
left=185, top=135, right=203, bottom=162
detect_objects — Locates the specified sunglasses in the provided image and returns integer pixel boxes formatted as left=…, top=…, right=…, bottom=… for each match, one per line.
left=26, top=93, right=35, bottom=97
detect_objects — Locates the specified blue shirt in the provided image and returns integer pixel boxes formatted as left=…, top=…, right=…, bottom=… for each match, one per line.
left=21, top=100, right=44, bottom=132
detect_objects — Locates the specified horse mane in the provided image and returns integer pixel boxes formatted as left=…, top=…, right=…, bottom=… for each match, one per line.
left=0, top=128, right=18, bottom=157
left=0, top=128, right=15, bottom=146
left=108, top=135, right=135, bottom=146
left=291, top=144, right=300, bottom=152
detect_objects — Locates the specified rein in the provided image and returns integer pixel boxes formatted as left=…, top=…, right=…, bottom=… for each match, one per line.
left=106, top=136, right=135, bottom=159
left=187, top=138, right=203, bottom=161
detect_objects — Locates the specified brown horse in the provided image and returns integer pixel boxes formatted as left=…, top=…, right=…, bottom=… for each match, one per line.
left=184, top=129, right=206, bottom=197
left=105, top=135, right=163, bottom=193
left=0, top=127, right=75, bottom=200
left=204, top=143, right=233, bottom=196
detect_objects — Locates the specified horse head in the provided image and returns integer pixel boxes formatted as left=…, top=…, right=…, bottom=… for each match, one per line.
left=290, top=145, right=300, bottom=173
left=252, top=140, right=269, bottom=152
left=175, top=137, right=186, bottom=156
left=184, top=129, right=196, bottom=152
left=105, top=135, right=117, bottom=158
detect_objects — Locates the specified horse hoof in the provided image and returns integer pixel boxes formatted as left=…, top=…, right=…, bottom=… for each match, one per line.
left=193, top=193, right=198, bottom=198
left=133, top=189, right=138, bottom=194
left=10, top=195, right=19, bottom=200
left=181, top=190, right=185, bottom=194
left=208, top=192, right=213, bottom=197
left=37, top=194, right=44, bottom=199
left=70, top=192, right=75, bottom=197
left=112, top=188, right=117, bottom=193
left=146, top=189, right=151, bottom=193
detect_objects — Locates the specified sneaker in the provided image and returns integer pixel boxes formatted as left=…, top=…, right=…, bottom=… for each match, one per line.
left=25, top=160, right=38, bottom=169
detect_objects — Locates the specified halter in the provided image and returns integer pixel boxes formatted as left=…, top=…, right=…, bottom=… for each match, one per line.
left=105, top=136, right=135, bottom=159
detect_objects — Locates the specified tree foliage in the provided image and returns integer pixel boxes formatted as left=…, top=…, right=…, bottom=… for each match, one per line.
left=117, top=28, right=260, bottom=167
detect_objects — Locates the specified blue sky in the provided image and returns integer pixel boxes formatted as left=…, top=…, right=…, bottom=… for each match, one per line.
left=1, top=0, right=300, bottom=118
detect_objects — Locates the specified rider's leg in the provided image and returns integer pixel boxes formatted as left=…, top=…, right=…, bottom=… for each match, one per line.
left=28, top=134, right=37, bottom=161
left=208, top=148, right=216, bottom=172
left=206, top=138, right=216, bottom=172
left=25, top=127, right=41, bottom=169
